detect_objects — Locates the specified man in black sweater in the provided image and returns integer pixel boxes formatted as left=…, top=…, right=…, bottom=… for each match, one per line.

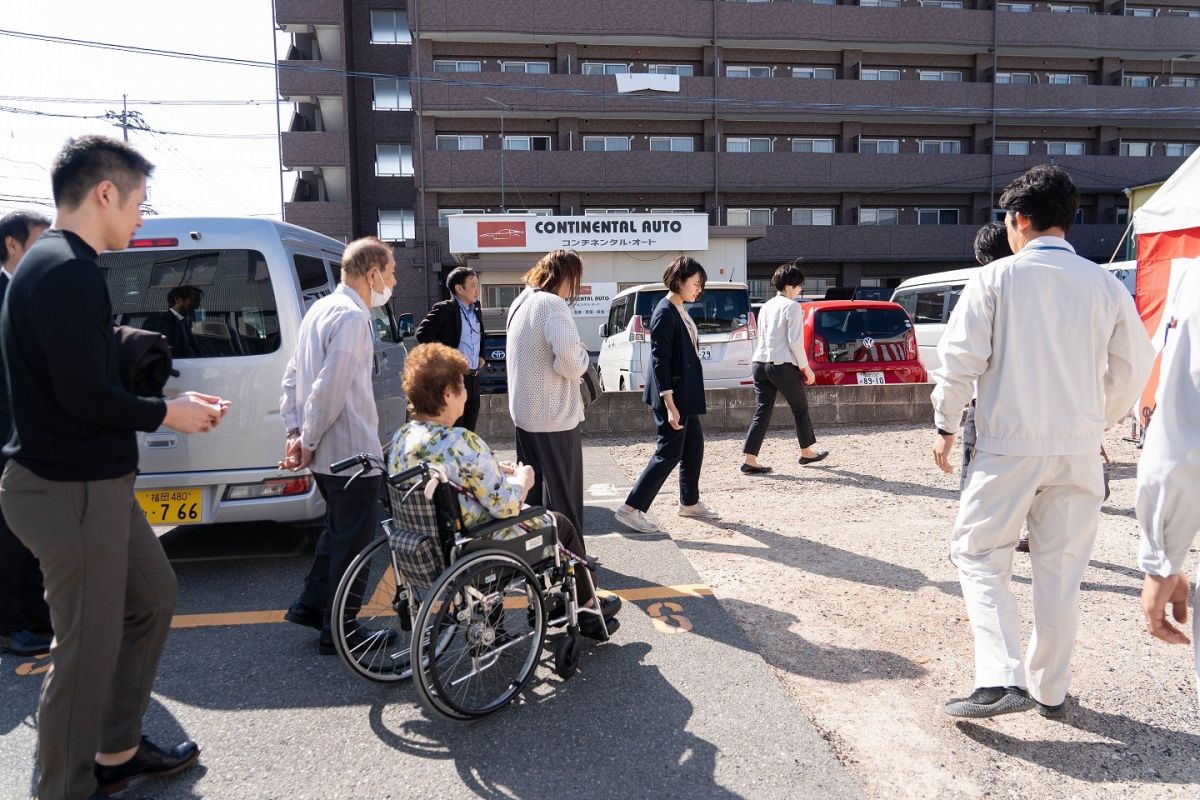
left=415, top=266, right=484, bottom=430
left=0, top=136, right=229, bottom=800
left=0, top=210, right=52, bottom=657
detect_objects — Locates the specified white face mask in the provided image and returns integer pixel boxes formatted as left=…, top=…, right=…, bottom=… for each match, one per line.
left=368, top=272, right=391, bottom=308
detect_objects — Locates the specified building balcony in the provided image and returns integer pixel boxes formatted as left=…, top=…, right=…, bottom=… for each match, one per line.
left=281, top=131, right=347, bottom=168
left=274, top=0, right=343, bottom=27
left=282, top=201, right=352, bottom=241
left=278, top=60, right=346, bottom=99
left=422, top=150, right=715, bottom=192
left=416, top=0, right=714, bottom=42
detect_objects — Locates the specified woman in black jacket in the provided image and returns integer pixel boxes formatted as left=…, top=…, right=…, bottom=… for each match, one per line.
left=615, top=257, right=719, bottom=533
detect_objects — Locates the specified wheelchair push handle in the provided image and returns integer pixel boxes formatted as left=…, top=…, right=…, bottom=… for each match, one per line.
left=329, top=452, right=383, bottom=474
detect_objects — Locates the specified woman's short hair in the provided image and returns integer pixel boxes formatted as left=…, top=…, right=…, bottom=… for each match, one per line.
left=523, top=249, right=583, bottom=304
left=772, top=260, right=805, bottom=291
left=403, top=343, right=467, bottom=417
left=662, top=256, right=707, bottom=293
left=341, top=236, right=392, bottom=279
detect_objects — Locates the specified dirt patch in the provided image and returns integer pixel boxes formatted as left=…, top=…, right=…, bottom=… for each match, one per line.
left=606, top=423, right=1200, bottom=799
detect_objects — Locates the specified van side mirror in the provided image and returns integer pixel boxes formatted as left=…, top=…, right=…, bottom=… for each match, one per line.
left=397, top=313, right=415, bottom=339
left=599, top=323, right=609, bottom=338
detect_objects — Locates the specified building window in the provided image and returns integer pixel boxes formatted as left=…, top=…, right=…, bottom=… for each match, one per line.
left=503, top=135, right=553, bottom=151
left=727, top=208, right=773, bottom=226
left=726, top=137, right=773, bottom=153
left=582, top=62, right=630, bottom=76
left=1074, top=208, right=1085, bottom=224
left=1048, top=4, right=1092, bottom=12
left=792, top=138, right=836, bottom=153
left=369, top=9, right=412, bottom=44
left=582, top=136, right=631, bottom=152
left=372, top=78, right=412, bottom=110
left=649, top=64, right=695, bottom=76
left=859, top=138, right=900, bottom=154
left=433, top=60, right=481, bottom=73
left=1119, top=142, right=1154, bottom=157
left=1115, top=206, right=1129, bottom=225
left=996, top=2, right=1033, bottom=10
left=649, top=136, right=695, bottom=152
left=1048, top=73, right=1089, bottom=85
left=995, top=72, right=1033, bottom=85
left=1125, top=6, right=1156, bottom=15
left=792, top=208, right=835, bottom=226
left=584, top=208, right=632, bottom=215
left=649, top=208, right=698, bottom=214
left=506, top=208, right=555, bottom=216
left=375, top=144, right=413, bottom=176
left=1166, top=143, right=1199, bottom=157
left=992, top=208, right=1006, bottom=222
left=795, top=0, right=837, bottom=5
left=859, top=0, right=902, bottom=6
left=793, top=67, right=837, bottom=80
left=1123, top=75, right=1155, bottom=88
left=1166, top=8, right=1200, bottom=15
left=918, top=208, right=960, bottom=225
left=1047, top=141, right=1086, bottom=156
left=920, top=0, right=964, bottom=7
left=727, top=66, right=773, bottom=79
left=484, top=285, right=524, bottom=309
left=994, top=140, right=1030, bottom=156
left=501, top=61, right=551, bottom=74
left=1166, top=76, right=1200, bottom=88
left=919, top=70, right=963, bottom=82
left=437, top=208, right=486, bottom=227
left=859, top=208, right=899, bottom=226
left=435, top=135, right=484, bottom=151
left=919, top=139, right=962, bottom=155
left=861, top=68, right=902, bottom=81
left=379, top=210, right=415, bottom=241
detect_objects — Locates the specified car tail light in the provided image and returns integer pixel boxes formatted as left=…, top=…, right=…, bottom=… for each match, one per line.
left=128, top=237, right=179, bottom=248
left=812, top=333, right=828, bottom=363
left=905, top=329, right=918, bottom=360
left=729, top=310, right=757, bottom=342
left=629, top=314, right=648, bottom=343
left=224, top=475, right=312, bottom=501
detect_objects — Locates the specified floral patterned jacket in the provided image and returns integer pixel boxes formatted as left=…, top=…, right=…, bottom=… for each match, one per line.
left=387, top=420, right=551, bottom=539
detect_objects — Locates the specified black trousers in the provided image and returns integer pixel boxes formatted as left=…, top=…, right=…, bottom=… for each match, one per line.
left=298, top=472, right=382, bottom=637
left=742, top=362, right=817, bottom=457
left=626, top=409, right=704, bottom=511
left=455, top=372, right=481, bottom=432
left=0, top=487, right=51, bottom=635
left=514, top=425, right=584, bottom=537
left=547, top=511, right=594, bottom=606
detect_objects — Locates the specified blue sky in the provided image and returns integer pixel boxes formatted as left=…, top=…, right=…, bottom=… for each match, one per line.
left=0, top=1, right=289, bottom=219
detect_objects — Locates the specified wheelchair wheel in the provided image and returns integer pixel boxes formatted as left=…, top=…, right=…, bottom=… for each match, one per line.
left=553, top=628, right=581, bottom=680
left=412, top=550, right=546, bottom=720
left=331, top=536, right=413, bottom=683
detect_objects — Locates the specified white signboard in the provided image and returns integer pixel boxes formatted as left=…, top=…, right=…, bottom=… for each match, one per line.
left=448, top=214, right=708, bottom=253
left=573, top=282, right=618, bottom=319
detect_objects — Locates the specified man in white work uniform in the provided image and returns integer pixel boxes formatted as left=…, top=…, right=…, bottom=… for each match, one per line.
left=1136, top=265, right=1200, bottom=699
left=932, top=165, right=1153, bottom=719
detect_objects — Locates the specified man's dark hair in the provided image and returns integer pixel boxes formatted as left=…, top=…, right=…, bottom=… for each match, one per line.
left=998, top=165, right=1079, bottom=234
left=973, top=222, right=1013, bottom=266
left=771, top=260, right=805, bottom=292
left=51, top=135, right=155, bottom=210
left=446, top=266, right=478, bottom=296
left=662, top=256, right=707, bottom=293
left=0, top=210, right=52, bottom=265
left=167, top=287, right=192, bottom=307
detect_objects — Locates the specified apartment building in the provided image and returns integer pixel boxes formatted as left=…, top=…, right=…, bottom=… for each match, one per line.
left=276, top=0, right=1200, bottom=310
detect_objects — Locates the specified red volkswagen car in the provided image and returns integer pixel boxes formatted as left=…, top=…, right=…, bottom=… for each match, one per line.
left=800, top=300, right=927, bottom=385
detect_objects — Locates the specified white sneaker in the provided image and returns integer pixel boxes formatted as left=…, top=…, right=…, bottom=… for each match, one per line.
left=615, top=507, right=662, bottom=533
left=679, top=501, right=720, bottom=519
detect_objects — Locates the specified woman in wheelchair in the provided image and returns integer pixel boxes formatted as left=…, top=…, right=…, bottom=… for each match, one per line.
left=389, top=343, right=621, bottom=640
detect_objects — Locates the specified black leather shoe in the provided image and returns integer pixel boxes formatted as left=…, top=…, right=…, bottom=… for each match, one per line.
left=0, top=629, right=52, bottom=656
left=599, top=594, right=622, bottom=619
left=284, top=601, right=323, bottom=630
left=579, top=614, right=619, bottom=641
left=1036, top=698, right=1069, bottom=719
left=94, top=736, right=200, bottom=793
left=799, top=450, right=829, bottom=465
left=740, top=463, right=773, bottom=474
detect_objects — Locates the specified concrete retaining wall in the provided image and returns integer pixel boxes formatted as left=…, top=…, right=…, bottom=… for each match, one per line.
left=475, top=382, right=934, bottom=442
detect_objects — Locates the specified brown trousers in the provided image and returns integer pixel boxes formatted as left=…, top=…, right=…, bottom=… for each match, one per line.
left=0, top=461, right=177, bottom=800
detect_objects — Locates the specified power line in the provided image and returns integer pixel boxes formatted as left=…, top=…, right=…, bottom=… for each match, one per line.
left=0, top=104, right=275, bottom=139
left=0, top=95, right=281, bottom=106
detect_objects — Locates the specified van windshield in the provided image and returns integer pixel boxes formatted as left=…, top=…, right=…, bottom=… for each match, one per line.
left=99, top=248, right=280, bottom=358
left=633, top=288, right=750, bottom=334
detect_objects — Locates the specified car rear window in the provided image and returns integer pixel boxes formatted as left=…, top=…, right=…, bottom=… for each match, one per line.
left=100, top=248, right=280, bottom=358
left=633, top=288, right=750, bottom=334
left=815, top=307, right=912, bottom=363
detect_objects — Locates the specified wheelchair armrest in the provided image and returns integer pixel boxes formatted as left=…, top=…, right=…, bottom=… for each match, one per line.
left=468, top=506, right=547, bottom=540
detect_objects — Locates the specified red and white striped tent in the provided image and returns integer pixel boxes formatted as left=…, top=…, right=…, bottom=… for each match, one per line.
left=1132, top=148, right=1200, bottom=431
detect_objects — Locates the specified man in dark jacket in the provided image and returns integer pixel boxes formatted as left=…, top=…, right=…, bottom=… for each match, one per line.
left=415, top=266, right=484, bottom=430
left=0, top=209, right=52, bottom=657
left=143, top=285, right=201, bottom=357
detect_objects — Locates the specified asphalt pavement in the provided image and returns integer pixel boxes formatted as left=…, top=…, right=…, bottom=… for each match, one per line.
left=0, top=445, right=861, bottom=800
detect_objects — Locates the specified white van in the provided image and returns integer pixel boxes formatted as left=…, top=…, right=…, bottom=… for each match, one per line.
left=892, top=259, right=1137, bottom=371
left=98, top=217, right=410, bottom=528
left=596, top=282, right=754, bottom=392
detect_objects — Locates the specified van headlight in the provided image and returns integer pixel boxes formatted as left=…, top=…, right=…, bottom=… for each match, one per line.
left=224, top=476, right=313, bottom=500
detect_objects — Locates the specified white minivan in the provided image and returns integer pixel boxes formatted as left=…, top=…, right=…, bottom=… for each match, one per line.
left=596, top=281, right=755, bottom=392
left=98, top=217, right=411, bottom=528
left=892, top=259, right=1137, bottom=371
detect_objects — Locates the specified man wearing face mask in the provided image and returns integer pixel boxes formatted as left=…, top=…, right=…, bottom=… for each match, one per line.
left=278, top=236, right=397, bottom=655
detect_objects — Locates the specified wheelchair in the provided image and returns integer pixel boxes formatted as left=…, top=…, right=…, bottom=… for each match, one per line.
left=327, top=452, right=610, bottom=720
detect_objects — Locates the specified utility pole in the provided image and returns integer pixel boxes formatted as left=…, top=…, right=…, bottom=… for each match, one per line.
left=105, top=100, right=148, bottom=140
left=122, top=94, right=129, bottom=141
left=484, top=97, right=513, bottom=211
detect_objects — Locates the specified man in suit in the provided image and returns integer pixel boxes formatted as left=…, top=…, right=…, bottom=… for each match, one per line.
left=415, top=266, right=484, bottom=430
left=0, top=210, right=52, bottom=657
left=144, top=285, right=201, bottom=357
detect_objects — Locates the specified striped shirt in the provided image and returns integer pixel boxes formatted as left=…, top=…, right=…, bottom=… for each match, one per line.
left=280, top=284, right=381, bottom=475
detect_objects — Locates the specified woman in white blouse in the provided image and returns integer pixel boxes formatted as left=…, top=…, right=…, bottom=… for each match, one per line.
left=740, top=261, right=828, bottom=474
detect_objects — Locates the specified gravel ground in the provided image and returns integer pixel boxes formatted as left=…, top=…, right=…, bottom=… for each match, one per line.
left=605, top=422, right=1200, bottom=799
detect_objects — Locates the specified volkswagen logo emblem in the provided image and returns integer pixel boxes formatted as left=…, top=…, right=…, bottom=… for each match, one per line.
left=862, top=337, right=875, bottom=348
left=491, top=350, right=505, bottom=360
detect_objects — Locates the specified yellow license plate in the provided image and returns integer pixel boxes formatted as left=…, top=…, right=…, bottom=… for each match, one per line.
left=137, top=488, right=203, bottom=525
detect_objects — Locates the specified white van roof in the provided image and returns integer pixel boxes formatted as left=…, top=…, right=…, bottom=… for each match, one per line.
left=131, top=216, right=346, bottom=252
left=613, top=281, right=748, bottom=298
left=893, top=266, right=982, bottom=292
